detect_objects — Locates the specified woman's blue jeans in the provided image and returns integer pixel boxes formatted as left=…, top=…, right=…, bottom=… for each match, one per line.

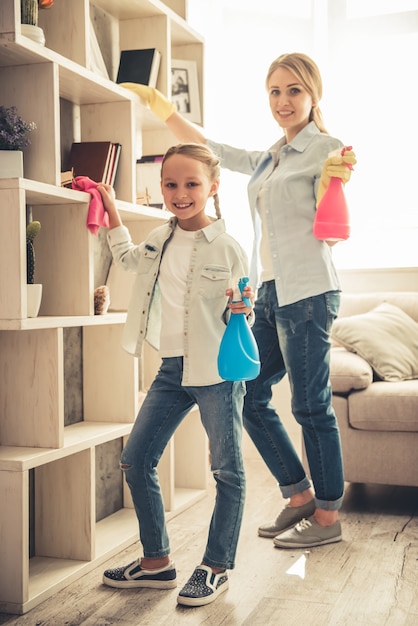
left=243, top=281, right=344, bottom=511
left=121, top=357, right=246, bottom=570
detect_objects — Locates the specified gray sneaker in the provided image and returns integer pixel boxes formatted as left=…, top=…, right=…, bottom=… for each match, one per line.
left=273, top=516, right=342, bottom=548
left=258, top=500, right=316, bottom=538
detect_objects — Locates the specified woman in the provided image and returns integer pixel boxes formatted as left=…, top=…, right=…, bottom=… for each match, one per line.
left=120, top=51, right=356, bottom=549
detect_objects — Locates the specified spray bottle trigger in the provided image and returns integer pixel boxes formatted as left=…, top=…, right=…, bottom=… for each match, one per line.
left=238, top=277, right=251, bottom=307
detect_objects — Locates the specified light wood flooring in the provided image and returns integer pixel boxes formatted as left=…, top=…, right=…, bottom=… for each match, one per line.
left=1, top=437, right=417, bottom=626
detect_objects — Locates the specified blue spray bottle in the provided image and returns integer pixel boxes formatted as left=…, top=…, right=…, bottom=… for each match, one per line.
left=217, top=277, right=261, bottom=381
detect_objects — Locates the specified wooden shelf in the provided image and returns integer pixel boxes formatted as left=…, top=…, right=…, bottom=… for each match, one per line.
left=0, top=0, right=208, bottom=614
left=0, top=422, right=133, bottom=471
left=5, top=489, right=206, bottom=615
left=0, top=313, right=126, bottom=331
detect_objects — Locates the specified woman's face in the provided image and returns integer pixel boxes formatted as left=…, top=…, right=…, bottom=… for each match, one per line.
left=267, top=66, right=313, bottom=141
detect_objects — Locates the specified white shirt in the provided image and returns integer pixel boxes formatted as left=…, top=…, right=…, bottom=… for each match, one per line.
left=159, top=225, right=194, bottom=356
left=107, top=217, right=252, bottom=386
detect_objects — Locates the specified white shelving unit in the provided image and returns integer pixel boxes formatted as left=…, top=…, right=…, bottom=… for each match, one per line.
left=0, top=0, right=208, bottom=614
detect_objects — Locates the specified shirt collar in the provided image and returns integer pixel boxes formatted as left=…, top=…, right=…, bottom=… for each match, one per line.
left=268, top=121, right=321, bottom=160
left=168, top=216, right=226, bottom=242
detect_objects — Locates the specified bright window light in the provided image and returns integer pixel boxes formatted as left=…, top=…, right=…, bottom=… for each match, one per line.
left=347, top=0, right=418, bottom=18
left=188, top=0, right=418, bottom=270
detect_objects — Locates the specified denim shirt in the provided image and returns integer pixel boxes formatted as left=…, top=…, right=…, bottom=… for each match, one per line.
left=207, top=122, right=343, bottom=306
left=107, top=217, right=250, bottom=386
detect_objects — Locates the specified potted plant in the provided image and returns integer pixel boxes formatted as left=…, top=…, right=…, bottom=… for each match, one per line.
left=0, top=105, right=36, bottom=178
left=26, top=220, right=42, bottom=317
left=20, top=0, right=54, bottom=45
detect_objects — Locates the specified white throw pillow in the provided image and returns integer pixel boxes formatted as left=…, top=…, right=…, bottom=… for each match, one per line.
left=331, top=302, right=418, bottom=382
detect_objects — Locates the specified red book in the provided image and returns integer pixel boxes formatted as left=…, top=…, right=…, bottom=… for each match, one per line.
left=67, top=141, right=114, bottom=184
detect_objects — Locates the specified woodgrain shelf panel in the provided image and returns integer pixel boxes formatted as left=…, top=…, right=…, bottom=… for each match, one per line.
left=0, top=0, right=208, bottom=614
left=0, top=313, right=127, bottom=331
left=0, top=422, right=134, bottom=471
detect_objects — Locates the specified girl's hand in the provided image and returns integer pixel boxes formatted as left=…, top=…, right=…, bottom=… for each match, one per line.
left=225, top=285, right=254, bottom=316
left=97, top=184, right=122, bottom=229
left=97, top=183, right=116, bottom=210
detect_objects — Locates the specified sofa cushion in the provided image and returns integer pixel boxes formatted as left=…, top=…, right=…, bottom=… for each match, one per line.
left=348, top=380, right=418, bottom=431
left=331, top=302, right=418, bottom=382
left=330, top=347, right=373, bottom=393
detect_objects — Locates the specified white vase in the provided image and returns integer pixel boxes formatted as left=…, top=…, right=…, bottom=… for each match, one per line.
left=21, top=24, right=45, bottom=46
left=0, top=150, right=24, bottom=178
left=27, top=283, right=42, bottom=317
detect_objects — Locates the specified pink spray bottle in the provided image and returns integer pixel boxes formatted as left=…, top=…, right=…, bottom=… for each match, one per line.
left=313, top=146, right=354, bottom=242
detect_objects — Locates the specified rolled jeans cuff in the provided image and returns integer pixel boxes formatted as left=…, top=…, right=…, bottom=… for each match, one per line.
left=280, top=476, right=311, bottom=499
left=315, top=494, right=344, bottom=511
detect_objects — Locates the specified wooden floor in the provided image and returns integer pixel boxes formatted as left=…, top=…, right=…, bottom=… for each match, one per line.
left=1, top=441, right=417, bottom=626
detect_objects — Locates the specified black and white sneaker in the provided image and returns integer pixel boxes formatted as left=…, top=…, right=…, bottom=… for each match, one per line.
left=177, top=565, right=229, bottom=607
left=103, top=558, right=177, bottom=589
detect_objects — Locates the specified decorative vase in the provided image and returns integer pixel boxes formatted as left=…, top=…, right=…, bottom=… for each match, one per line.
left=0, top=150, right=24, bottom=178
left=27, top=283, right=42, bottom=317
left=20, top=0, right=45, bottom=46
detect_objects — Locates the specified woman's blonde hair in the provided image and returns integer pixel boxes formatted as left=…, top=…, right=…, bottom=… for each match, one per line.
left=266, top=52, right=328, bottom=134
left=162, top=143, right=222, bottom=218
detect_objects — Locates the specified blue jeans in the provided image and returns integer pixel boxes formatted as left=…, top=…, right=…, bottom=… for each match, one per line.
left=121, top=357, right=246, bottom=570
left=243, top=281, right=344, bottom=511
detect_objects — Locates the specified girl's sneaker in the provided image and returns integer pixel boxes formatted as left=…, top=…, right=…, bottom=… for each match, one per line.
left=177, top=565, right=229, bottom=607
left=103, top=558, right=177, bottom=589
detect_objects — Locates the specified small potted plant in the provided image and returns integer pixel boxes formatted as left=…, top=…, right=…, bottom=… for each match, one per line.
left=0, top=105, right=36, bottom=177
left=26, top=220, right=42, bottom=317
left=20, top=0, right=54, bottom=45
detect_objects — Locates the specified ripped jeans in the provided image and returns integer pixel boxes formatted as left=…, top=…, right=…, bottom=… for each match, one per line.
left=121, top=357, right=246, bottom=570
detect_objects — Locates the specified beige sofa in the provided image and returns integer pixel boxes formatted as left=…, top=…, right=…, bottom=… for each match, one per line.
left=329, top=291, right=418, bottom=487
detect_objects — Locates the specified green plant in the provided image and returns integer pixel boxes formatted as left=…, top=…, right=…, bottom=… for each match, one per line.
left=0, top=105, right=36, bottom=151
left=26, top=220, right=41, bottom=284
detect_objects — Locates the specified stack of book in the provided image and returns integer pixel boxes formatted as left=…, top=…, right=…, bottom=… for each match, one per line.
left=66, top=141, right=122, bottom=186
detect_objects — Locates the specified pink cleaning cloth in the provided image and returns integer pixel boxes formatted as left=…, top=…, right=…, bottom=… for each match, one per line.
left=72, top=176, right=110, bottom=235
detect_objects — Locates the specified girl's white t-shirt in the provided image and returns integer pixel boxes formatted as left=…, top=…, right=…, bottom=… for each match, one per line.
left=158, top=225, right=195, bottom=356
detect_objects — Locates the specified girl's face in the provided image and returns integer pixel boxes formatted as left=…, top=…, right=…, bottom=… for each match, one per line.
left=267, top=66, right=313, bottom=142
left=161, top=153, right=219, bottom=230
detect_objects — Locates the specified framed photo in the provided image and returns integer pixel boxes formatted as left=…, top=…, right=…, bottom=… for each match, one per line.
left=171, top=59, right=201, bottom=124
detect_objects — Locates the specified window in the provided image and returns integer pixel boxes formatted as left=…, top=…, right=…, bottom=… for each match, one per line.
left=188, top=0, right=418, bottom=269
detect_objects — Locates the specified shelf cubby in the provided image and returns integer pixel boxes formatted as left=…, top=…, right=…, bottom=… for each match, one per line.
left=0, top=0, right=208, bottom=614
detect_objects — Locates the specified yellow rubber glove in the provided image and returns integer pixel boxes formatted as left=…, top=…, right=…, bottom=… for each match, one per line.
left=120, top=83, right=176, bottom=122
left=317, top=148, right=357, bottom=206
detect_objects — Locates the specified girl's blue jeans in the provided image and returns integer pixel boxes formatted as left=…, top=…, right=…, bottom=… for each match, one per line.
left=121, top=357, right=246, bottom=570
left=243, top=281, right=344, bottom=511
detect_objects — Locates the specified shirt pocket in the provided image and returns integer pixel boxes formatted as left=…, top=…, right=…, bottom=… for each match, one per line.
left=136, top=245, right=160, bottom=275
left=199, top=265, right=232, bottom=299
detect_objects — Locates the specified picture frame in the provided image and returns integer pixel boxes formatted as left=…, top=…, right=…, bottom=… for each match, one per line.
left=171, top=59, right=202, bottom=124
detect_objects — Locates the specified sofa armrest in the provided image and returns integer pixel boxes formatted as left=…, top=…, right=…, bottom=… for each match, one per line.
left=330, top=347, right=373, bottom=394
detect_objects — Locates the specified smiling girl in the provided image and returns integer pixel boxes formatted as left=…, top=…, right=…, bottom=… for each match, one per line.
left=98, top=143, right=253, bottom=607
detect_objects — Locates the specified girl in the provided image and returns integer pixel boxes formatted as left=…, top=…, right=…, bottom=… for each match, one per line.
left=119, top=51, right=356, bottom=549
left=98, top=143, right=253, bottom=606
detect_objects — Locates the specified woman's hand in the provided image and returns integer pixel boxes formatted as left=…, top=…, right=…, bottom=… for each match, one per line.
left=120, top=83, right=176, bottom=121
left=317, top=148, right=357, bottom=206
